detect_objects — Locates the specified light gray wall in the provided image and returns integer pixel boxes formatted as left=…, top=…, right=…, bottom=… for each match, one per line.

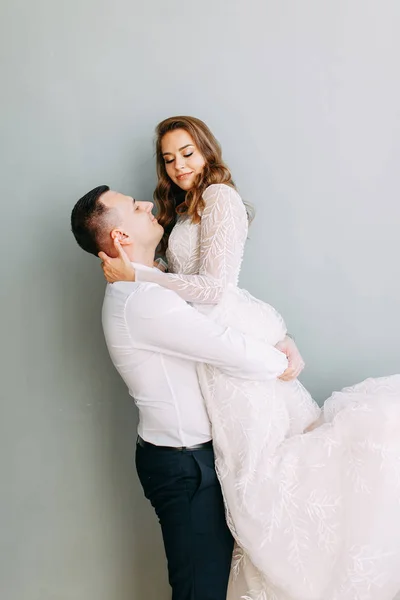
left=1, top=1, right=399, bottom=599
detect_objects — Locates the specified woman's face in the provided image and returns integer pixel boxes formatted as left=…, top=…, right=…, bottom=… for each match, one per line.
left=161, top=129, right=206, bottom=191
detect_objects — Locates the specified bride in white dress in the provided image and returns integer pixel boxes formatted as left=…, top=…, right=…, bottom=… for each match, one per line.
left=102, top=116, right=400, bottom=600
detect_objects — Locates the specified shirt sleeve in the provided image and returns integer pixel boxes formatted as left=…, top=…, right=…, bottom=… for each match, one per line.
left=135, top=184, right=248, bottom=304
left=124, top=283, right=288, bottom=381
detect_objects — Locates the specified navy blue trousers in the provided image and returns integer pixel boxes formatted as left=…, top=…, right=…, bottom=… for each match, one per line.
left=136, top=442, right=234, bottom=600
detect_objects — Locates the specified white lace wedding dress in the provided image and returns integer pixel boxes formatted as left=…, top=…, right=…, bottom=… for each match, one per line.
left=136, top=184, right=400, bottom=600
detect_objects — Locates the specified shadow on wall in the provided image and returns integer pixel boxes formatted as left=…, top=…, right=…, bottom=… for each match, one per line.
left=17, top=215, right=170, bottom=599
left=64, top=238, right=169, bottom=599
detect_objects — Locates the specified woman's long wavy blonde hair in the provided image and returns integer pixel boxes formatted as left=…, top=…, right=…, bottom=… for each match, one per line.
left=153, top=116, right=253, bottom=252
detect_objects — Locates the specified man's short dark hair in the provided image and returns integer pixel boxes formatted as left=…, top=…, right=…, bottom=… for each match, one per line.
left=71, top=185, right=111, bottom=256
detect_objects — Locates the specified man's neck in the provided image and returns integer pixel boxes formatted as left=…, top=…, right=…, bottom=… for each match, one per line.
left=125, top=246, right=155, bottom=268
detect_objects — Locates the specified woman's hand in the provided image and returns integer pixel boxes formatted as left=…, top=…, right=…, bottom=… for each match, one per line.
left=98, top=239, right=135, bottom=283
left=276, top=336, right=305, bottom=381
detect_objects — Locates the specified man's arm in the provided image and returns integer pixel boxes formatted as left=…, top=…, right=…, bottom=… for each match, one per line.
left=124, top=284, right=288, bottom=381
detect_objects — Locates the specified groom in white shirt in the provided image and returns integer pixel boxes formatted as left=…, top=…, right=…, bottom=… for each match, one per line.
left=71, top=185, right=302, bottom=600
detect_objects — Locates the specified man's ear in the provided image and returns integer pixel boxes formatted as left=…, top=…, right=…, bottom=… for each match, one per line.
left=110, top=228, right=132, bottom=246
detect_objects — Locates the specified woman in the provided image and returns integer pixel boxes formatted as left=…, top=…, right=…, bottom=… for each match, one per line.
left=100, top=116, right=400, bottom=600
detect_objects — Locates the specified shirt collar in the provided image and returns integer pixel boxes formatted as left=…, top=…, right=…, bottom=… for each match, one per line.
left=131, top=261, right=157, bottom=272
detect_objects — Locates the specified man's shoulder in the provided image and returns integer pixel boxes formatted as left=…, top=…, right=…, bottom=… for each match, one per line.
left=103, top=281, right=182, bottom=316
left=104, top=281, right=157, bottom=305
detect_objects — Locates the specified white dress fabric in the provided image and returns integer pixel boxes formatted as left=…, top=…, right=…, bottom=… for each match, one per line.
left=138, top=184, right=400, bottom=600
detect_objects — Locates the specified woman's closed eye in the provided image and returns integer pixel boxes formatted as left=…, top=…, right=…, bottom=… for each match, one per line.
left=165, top=152, right=194, bottom=164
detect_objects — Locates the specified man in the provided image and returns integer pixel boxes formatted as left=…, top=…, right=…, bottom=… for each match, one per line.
left=71, top=185, right=303, bottom=600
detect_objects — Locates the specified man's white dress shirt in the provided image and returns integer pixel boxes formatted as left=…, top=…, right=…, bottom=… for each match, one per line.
left=101, top=264, right=288, bottom=447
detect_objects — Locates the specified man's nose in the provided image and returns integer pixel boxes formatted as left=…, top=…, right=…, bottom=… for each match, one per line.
left=139, top=201, right=154, bottom=212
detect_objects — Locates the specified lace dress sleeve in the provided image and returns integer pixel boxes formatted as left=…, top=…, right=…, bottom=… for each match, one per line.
left=135, top=184, right=248, bottom=304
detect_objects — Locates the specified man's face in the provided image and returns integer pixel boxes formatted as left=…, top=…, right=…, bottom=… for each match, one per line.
left=101, top=191, right=164, bottom=250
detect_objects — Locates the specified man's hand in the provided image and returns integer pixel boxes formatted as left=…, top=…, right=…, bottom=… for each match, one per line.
left=276, top=336, right=305, bottom=382
left=99, top=239, right=135, bottom=283
left=304, top=415, right=323, bottom=433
